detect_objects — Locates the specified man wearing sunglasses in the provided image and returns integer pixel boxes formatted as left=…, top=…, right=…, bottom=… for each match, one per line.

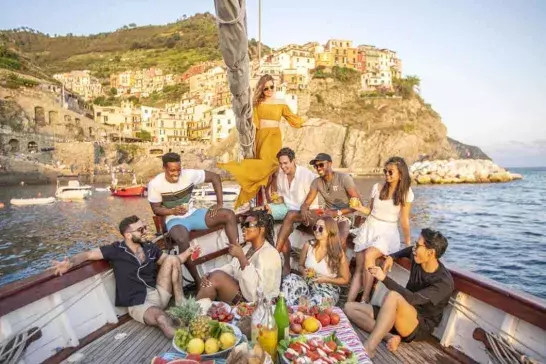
left=51, top=215, right=199, bottom=339
left=276, top=152, right=361, bottom=276
left=344, top=228, right=454, bottom=357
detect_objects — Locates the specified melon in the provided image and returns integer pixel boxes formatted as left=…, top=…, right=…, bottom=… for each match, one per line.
left=150, top=357, right=169, bottom=364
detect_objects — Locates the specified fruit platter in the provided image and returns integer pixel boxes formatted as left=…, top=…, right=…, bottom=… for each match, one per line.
left=234, top=302, right=256, bottom=318
left=172, top=317, right=242, bottom=358
left=208, top=302, right=234, bottom=322
left=278, top=332, right=357, bottom=364
left=289, top=305, right=341, bottom=335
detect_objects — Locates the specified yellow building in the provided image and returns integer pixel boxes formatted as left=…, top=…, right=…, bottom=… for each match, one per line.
left=314, top=51, right=333, bottom=68
left=325, top=39, right=357, bottom=69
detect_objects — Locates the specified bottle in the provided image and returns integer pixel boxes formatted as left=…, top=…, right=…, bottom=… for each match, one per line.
left=274, top=292, right=290, bottom=342
left=258, top=301, right=278, bottom=362
left=251, top=289, right=266, bottom=343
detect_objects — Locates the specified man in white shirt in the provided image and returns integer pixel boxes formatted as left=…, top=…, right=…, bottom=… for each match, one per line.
left=148, top=153, right=239, bottom=285
left=269, top=147, right=317, bottom=274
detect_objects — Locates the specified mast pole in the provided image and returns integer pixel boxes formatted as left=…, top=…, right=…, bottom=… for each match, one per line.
left=258, top=0, right=262, bottom=67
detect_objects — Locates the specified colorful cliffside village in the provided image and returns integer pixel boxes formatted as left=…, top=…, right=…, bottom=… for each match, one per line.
left=52, top=40, right=402, bottom=144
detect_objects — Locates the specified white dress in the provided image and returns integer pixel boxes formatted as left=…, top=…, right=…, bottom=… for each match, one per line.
left=353, top=183, right=414, bottom=254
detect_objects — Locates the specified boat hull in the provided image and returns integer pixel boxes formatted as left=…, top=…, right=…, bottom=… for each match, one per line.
left=110, top=185, right=147, bottom=197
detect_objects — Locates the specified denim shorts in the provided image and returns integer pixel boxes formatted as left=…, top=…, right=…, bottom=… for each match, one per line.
left=166, top=208, right=209, bottom=231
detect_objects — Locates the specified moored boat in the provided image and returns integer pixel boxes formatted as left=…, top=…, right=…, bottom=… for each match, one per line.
left=55, top=176, right=92, bottom=201
left=191, top=186, right=240, bottom=203
left=110, top=185, right=147, bottom=197
left=9, top=197, right=56, bottom=206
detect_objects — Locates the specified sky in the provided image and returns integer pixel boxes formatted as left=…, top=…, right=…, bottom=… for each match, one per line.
left=2, top=0, right=545, bottom=167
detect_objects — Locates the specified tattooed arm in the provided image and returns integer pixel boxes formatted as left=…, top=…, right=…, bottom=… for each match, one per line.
left=52, top=249, right=104, bottom=276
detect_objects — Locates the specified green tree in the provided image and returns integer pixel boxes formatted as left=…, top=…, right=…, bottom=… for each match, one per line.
left=393, top=76, right=421, bottom=99
left=109, top=87, right=117, bottom=96
left=136, top=130, right=151, bottom=141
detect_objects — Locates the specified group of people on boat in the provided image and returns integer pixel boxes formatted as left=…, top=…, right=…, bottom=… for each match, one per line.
left=52, top=74, right=455, bottom=357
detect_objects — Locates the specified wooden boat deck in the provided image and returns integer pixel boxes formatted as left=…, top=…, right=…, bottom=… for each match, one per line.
left=61, top=318, right=463, bottom=364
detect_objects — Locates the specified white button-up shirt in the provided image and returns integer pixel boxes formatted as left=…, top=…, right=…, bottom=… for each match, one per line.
left=277, top=165, right=318, bottom=210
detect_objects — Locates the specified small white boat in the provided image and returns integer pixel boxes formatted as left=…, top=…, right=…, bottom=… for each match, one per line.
left=191, top=186, right=240, bottom=202
left=55, top=177, right=92, bottom=201
left=10, top=197, right=56, bottom=206
left=94, top=187, right=110, bottom=192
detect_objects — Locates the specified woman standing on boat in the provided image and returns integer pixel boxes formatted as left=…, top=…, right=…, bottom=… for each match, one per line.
left=218, top=74, right=305, bottom=208
left=281, top=216, right=350, bottom=306
left=347, top=156, right=414, bottom=303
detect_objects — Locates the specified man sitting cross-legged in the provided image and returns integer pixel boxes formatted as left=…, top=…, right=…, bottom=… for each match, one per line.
left=344, top=228, right=454, bottom=357
left=276, top=152, right=361, bottom=276
left=51, top=215, right=199, bottom=338
left=148, top=152, right=239, bottom=286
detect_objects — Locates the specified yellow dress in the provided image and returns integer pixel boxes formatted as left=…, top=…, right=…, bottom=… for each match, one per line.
left=218, top=102, right=304, bottom=208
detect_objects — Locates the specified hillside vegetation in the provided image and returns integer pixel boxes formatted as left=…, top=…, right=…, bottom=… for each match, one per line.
left=0, top=13, right=268, bottom=78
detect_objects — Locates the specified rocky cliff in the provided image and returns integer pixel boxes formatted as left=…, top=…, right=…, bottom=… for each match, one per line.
left=272, top=77, right=488, bottom=169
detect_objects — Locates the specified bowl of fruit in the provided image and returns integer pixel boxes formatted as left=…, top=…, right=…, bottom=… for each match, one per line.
left=278, top=332, right=356, bottom=364
left=172, top=316, right=242, bottom=358
left=233, top=302, right=256, bottom=319
left=298, top=305, right=341, bottom=329
left=289, top=311, right=322, bottom=336
left=207, top=302, right=234, bottom=323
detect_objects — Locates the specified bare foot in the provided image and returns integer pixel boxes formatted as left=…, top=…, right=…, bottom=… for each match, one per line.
left=364, top=342, right=376, bottom=358
left=385, top=333, right=402, bottom=352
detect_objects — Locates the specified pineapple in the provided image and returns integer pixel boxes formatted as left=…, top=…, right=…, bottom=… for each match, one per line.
left=167, top=296, right=202, bottom=327
left=190, top=315, right=211, bottom=340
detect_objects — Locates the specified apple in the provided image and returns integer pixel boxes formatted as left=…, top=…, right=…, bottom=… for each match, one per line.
left=290, top=323, right=303, bottom=334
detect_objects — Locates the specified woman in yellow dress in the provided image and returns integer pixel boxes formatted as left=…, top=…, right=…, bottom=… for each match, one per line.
left=218, top=74, right=305, bottom=208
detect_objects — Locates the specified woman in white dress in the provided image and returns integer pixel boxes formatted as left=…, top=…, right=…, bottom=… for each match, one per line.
left=347, top=156, right=414, bottom=303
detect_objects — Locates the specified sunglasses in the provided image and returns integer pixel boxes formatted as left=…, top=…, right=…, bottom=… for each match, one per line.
left=264, top=85, right=275, bottom=91
left=383, top=168, right=395, bottom=176
left=313, top=225, right=324, bottom=233
left=242, top=221, right=259, bottom=229
left=131, top=226, right=147, bottom=234
left=314, top=162, right=327, bottom=169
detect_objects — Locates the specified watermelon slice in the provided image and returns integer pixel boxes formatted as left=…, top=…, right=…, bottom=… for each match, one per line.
left=150, top=357, right=169, bottom=364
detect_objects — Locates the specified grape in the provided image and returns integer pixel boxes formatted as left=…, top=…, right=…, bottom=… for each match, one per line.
left=174, top=329, right=191, bottom=350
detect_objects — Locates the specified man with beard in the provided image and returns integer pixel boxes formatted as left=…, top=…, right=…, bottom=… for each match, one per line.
left=276, top=153, right=361, bottom=275
left=51, top=215, right=198, bottom=338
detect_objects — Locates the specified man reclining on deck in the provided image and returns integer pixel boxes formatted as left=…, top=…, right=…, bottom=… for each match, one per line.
left=344, top=228, right=454, bottom=357
left=148, top=152, right=239, bottom=285
left=52, top=215, right=198, bottom=338
left=276, top=152, right=361, bottom=276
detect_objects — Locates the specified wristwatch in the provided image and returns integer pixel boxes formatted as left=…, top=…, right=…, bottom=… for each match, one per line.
left=337, top=209, right=342, bottom=217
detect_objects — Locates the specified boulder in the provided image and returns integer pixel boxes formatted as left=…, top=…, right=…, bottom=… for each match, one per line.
left=510, top=173, right=523, bottom=180
left=416, top=175, right=432, bottom=184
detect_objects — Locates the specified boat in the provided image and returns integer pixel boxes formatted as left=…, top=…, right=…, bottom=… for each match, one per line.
left=94, top=187, right=110, bottom=192
left=110, top=185, right=147, bottom=197
left=191, top=186, right=240, bottom=203
left=1, top=216, right=545, bottom=364
left=110, top=173, right=147, bottom=197
left=9, top=197, right=56, bottom=206
left=55, top=176, right=92, bottom=201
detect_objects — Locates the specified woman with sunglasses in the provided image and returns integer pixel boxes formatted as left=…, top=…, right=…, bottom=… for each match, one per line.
left=347, top=156, right=414, bottom=303
left=281, top=216, right=350, bottom=306
left=218, top=74, right=305, bottom=208
left=196, top=210, right=282, bottom=303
